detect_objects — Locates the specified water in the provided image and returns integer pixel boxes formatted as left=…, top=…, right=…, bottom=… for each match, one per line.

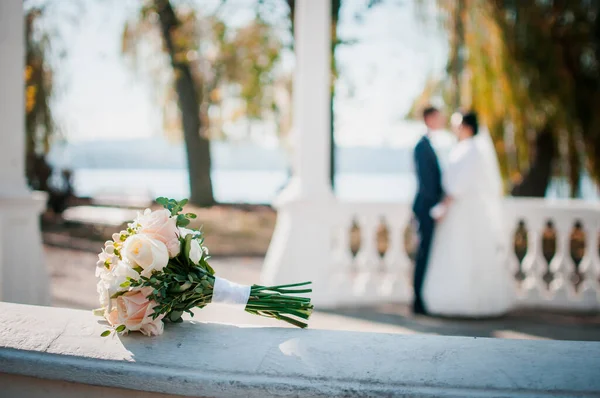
left=72, top=168, right=418, bottom=204
left=50, top=139, right=599, bottom=204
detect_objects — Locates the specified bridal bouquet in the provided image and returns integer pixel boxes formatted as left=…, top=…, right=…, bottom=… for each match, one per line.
left=95, top=198, right=313, bottom=336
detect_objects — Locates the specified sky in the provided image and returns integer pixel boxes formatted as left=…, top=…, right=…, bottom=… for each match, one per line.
left=40, top=0, right=448, bottom=147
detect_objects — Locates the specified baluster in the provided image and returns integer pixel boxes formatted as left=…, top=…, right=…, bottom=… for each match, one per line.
left=506, top=216, right=522, bottom=286
left=549, top=219, right=577, bottom=306
left=330, top=212, right=357, bottom=305
left=355, top=212, right=382, bottom=302
left=520, top=217, right=548, bottom=305
left=579, top=219, right=600, bottom=310
left=381, top=209, right=412, bottom=303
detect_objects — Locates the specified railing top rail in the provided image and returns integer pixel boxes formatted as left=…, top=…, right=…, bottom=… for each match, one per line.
left=1, top=302, right=600, bottom=397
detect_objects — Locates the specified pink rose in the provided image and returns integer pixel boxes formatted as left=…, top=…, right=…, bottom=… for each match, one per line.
left=137, top=209, right=180, bottom=257
left=113, top=287, right=164, bottom=336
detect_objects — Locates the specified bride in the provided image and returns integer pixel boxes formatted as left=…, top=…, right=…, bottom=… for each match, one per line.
left=422, top=111, right=515, bottom=317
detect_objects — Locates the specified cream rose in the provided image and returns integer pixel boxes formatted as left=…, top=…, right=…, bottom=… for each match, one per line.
left=137, top=209, right=181, bottom=257
left=122, top=234, right=169, bottom=277
left=111, top=287, right=164, bottom=336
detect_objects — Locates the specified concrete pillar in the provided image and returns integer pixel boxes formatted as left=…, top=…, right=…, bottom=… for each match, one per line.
left=261, top=0, right=337, bottom=306
left=0, top=0, right=49, bottom=305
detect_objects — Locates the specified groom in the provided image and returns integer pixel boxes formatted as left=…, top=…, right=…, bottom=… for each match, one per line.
left=412, top=106, right=445, bottom=315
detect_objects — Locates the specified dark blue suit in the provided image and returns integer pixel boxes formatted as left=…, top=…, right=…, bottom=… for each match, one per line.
left=412, top=135, right=443, bottom=313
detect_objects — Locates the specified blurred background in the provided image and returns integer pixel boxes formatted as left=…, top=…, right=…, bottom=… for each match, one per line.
left=21, top=0, right=600, bottom=337
left=28, top=0, right=600, bottom=210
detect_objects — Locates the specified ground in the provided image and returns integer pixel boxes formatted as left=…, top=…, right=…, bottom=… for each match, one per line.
left=47, top=245, right=600, bottom=341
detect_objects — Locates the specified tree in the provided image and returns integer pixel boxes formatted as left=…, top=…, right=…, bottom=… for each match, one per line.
left=123, top=0, right=283, bottom=206
left=412, top=0, right=600, bottom=197
left=25, top=6, right=55, bottom=192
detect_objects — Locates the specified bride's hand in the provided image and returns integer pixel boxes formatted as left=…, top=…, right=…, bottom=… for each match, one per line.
left=431, top=197, right=453, bottom=222
left=430, top=203, right=447, bottom=221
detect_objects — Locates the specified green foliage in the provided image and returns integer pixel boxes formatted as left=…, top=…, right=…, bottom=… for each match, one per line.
left=122, top=2, right=285, bottom=140
left=412, top=0, right=600, bottom=194
left=156, top=197, right=196, bottom=226
left=24, top=6, right=56, bottom=191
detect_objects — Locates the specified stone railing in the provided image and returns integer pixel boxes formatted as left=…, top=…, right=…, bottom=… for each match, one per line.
left=1, top=302, right=600, bottom=397
left=265, top=197, right=600, bottom=310
left=328, top=198, right=600, bottom=310
left=504, top=199, right=600, bottom=311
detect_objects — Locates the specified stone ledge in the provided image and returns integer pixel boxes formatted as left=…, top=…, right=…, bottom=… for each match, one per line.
left=1, top=302, right=599, bottom=398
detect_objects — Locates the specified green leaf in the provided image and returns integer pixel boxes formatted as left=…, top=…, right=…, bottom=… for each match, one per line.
left=204, top=261, right=215, bottom=275
left=179, top=198, right=189, bottom=207
left=115, top=325, right=126, bottom=333
left=168, top=310, right=183, bottom=322
left=183, top=233, right=193, bottom=263
left=110, top=290, right=128, bottom=299
left=101, top=330, right=111, bottom=337
left=176, top=214, right=190, bottom=227
left=156, top=197, right=169, bottom=207
left=185, top=213, right=197, bottom=219
left=120, top=281, right=130, bottom=288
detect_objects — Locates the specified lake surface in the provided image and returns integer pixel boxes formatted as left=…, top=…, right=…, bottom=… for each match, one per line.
left=49, top=139, right=599, bottom=204
left=72, top=169, right=418, bottom=204
left=71, top=168, right=598, bottom=204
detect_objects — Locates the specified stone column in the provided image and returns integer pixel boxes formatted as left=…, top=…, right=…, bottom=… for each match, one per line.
left=0, top=0, right=49, bottom=305
left=261, top=0, right=337, bottom=306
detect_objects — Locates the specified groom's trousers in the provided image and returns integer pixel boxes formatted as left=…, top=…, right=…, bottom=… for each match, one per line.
left=413, top=213, right=435, bottom=312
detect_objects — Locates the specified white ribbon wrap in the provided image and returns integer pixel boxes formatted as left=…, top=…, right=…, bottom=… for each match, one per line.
left=212, top=277, right=251, bottom=311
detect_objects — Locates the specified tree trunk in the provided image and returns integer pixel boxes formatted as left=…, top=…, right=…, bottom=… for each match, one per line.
left=511, top=128, right=555, bottom=197
left=155, top=0, right=214, bottom=206
left=450, top=0, right=465, bottom=110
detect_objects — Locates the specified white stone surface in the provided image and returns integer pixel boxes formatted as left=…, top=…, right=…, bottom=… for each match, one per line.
left=0, top=0, right=30, bottom=198
left=1, top=302, right=600, bottom=397
left=0, top=0, right=49, bottom=306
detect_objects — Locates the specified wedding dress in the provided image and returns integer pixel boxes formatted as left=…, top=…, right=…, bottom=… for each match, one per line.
left=422, top=131, right=515, bottom=317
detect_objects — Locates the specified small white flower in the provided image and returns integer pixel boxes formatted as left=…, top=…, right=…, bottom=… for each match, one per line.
left=96, top=261, right=140, bottom=308
left=178, top=227, right=195, bottom=238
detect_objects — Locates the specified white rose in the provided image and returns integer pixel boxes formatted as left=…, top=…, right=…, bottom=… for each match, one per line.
left=122, top=234, right=169, bottom=277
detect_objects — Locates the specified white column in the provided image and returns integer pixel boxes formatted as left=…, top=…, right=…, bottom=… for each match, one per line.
left=261, top=0, right=337, bottom=306
left=0, top=0, right=49, bottom=305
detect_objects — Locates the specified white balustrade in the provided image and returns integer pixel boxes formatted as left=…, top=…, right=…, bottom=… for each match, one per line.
left=302, top=198, right=600, bottom=311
